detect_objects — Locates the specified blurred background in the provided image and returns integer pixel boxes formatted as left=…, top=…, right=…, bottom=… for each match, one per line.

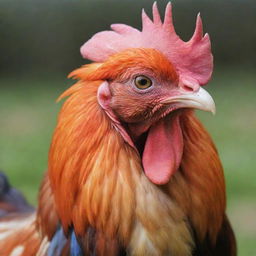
left=0, top=0, right=255, bottom=254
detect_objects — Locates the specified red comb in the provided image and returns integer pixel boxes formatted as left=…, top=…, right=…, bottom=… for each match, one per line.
left=80, top=2, right=213, bottom=86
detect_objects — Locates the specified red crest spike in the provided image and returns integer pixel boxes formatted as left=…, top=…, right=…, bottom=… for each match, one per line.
left=152, top=2, right=162, bottom=24
left=163, top=2, right=175, bottom=31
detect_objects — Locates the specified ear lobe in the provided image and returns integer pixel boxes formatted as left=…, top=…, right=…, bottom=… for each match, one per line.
left=97, top=81, right=112, bottom=110
left=97, top=81, right=136, bottom=149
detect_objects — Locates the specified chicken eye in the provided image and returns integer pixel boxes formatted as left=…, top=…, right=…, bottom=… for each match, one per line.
left=134, top=76, right=152, bottom=89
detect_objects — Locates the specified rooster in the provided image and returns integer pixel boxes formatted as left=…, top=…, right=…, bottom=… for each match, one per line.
left=0, top=3, right=236, bottom=256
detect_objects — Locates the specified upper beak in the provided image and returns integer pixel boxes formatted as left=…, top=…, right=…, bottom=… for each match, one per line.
left=161, top=87, right=216, bottom=114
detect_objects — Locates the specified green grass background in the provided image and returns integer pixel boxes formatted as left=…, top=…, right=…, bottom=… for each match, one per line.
left=0, top=67, right=255, bottom=255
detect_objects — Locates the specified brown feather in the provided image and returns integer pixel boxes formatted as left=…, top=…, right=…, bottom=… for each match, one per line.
left=37, top=173, right=59, bottom=239
left=176, top=111, right=226, bottom=243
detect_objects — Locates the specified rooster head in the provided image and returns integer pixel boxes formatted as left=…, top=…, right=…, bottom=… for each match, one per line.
left=71, top=2, right=215, bottom=185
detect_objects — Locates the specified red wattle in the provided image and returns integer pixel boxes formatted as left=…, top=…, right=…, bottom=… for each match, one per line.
left=142, top=115, right=183, bottom=185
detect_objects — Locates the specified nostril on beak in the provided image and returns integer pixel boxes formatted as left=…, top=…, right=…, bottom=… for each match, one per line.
left=178, top=78, right=200, bottom=93
left=183, top=85, right=194, bottom=92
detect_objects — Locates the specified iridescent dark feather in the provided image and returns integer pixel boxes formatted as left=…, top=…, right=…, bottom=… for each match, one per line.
left=48, top=227, right=67, bottom=256
left=71, top=231, right=83, bottom=256
left=192, top=215, right=237, bottom=256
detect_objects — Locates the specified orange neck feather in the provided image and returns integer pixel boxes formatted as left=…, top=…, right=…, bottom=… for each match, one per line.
left=48, top=80, right=140, bottom=242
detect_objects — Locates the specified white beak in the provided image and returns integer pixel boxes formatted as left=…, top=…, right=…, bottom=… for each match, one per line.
left=161, top=87, right=216, bottom=114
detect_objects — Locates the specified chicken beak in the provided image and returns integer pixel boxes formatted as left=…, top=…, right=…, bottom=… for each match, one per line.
left=162, top=87, right=216, bottom=114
